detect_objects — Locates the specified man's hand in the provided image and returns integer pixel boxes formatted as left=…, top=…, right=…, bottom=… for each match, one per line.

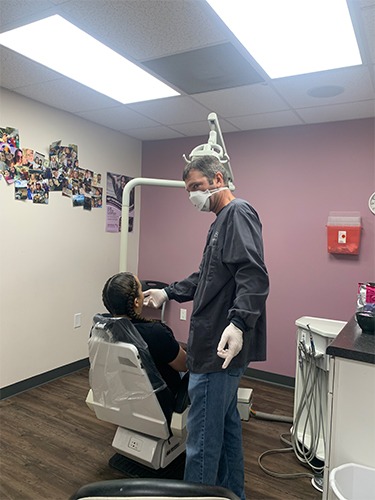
left=217, top=323, right=243, bottom=369
left=143, top=288, right=168, bottom=309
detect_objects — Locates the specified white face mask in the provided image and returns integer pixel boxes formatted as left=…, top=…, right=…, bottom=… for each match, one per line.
left=189, top=187, right=228, bottom=212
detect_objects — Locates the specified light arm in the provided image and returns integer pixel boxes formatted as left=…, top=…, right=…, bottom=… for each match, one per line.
left=183, top=112, right=235, bottom=191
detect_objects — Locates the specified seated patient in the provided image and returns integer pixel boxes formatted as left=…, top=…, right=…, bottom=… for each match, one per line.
left=102, top=272, right=187, bottom=396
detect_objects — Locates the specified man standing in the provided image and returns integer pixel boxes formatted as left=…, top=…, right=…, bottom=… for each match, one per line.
left=144, top=156, right=269, bottom=499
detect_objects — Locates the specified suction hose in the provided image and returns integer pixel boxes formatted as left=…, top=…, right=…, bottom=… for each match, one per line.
left=251, top=409, right=293, bottom=424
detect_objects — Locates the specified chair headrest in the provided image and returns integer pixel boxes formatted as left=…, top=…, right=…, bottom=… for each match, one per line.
left=70, top=478, right=241, bottom=500
left=141, top=280, right=168, bottom=291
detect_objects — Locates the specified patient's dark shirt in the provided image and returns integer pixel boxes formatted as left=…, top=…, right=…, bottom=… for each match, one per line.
left=132, top=321, right=181, bottom=396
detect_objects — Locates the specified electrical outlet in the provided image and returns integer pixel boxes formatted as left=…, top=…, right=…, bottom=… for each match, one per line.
left=180, top=308, right=187, bottom=321
left=128, top=437, right=142, bottom=451
left=74, top=313, right=81, bottom=329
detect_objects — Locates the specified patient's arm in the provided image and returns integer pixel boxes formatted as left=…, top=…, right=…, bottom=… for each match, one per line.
left=168, top=345, right=187, bottom=372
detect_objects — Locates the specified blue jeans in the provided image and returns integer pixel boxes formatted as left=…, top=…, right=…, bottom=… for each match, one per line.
left=184, top=369, right=246, bottom=500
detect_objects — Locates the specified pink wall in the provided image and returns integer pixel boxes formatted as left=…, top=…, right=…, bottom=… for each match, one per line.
left=139, top=119, right=375, bottom=378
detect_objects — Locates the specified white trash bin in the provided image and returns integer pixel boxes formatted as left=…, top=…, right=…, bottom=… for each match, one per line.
left=329, top=463, right=375, bottom=500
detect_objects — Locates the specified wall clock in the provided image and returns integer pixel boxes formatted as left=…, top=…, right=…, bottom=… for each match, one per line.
left=369, top=192, right=375, bottom=215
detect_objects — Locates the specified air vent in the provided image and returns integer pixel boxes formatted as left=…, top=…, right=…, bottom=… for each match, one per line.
left=142, top=42, right=264, bottom=94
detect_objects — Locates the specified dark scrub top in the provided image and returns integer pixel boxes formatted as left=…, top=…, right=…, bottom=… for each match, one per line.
left=165, top=198, right=269, bottom=373
left=132, top=320, right=182, bottom=396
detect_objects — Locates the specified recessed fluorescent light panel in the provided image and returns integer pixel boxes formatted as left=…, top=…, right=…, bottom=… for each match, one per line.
left=0, top=15, right=180, bottom=104
left=206, top=0, right=362, bottom=78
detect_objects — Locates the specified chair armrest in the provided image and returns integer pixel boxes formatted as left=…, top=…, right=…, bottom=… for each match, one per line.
left=170, top=372, right=189, bottom=438
left=174, top=371, right=189, bottom=414
left=85, top=389, right=94, bottom=411
left=170, top=406, right=189, bottom=438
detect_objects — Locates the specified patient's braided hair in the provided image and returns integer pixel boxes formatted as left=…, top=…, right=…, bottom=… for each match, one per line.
left=102, top=272, right=150, bottom=323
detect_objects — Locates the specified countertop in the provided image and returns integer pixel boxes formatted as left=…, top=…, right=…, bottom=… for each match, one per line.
left=326, top=315, right=375, bottom=364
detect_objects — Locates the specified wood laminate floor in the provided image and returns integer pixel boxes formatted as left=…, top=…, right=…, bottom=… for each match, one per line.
left=0, top=369, right=322, bottom=499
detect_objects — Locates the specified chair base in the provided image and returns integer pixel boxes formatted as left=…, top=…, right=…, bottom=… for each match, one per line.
left=112, top=426, right=186, bottom=469
left=237, top=387, right=253, bottom=421
left=109, top=452, right=185, bottom=480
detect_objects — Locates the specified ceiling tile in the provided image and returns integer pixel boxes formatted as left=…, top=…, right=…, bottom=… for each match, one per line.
left=227, top=111, right=304, bottom=131
left=119, top=126, right=184, bottom=141
left=160, top=120, right=210, bottom=138
left=0, top=0, right=54, bottom=31
left=193, top=84, right=290, bottom=116
left=296, top=100, right=375, bottom=123
left=171, top=119, right=239, bottom=137
left=76, top=106, right=160, bottom=131
left=0, top=47, right=61, bottom=88
left=9, top=78, right=120, bottom=113
left=272, top=66, right=375, bottom=108
left=57, top=0, right=226, bottom=61
left=128, top=96, right=210, bottom=125
left=360, top=3, right=375, bottom=63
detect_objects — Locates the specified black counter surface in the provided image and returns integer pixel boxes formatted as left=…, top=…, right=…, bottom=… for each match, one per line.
left=326, top=315, right=375, bottom=364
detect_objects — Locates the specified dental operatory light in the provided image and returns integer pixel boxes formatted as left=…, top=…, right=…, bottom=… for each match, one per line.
left=183, top=112, right=235, bottom=191
left=206, top=0, right=362, bottom=78
left=0, top=15, right=180, bottom=104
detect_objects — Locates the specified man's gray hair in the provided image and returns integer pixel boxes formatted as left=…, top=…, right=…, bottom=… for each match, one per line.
left=183, top=156, right=229, bottom=186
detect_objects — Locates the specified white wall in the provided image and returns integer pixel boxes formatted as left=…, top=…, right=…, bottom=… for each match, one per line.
left=0, top=88, right=142, bottom=389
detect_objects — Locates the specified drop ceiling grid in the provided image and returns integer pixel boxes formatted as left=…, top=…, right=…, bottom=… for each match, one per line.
left=0, top=0, right=374, bottom=140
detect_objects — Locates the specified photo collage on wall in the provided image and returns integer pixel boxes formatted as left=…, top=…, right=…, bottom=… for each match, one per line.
left=0, top=127, right=102, bottom=209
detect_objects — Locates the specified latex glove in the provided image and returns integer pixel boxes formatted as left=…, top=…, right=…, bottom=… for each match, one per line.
left=143, top=288, right=168, bottom=309
left=217, top=323, right=243, bottom=369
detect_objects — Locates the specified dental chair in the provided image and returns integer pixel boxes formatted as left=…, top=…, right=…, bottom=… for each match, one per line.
left=86, top=314, right=189, bottom=474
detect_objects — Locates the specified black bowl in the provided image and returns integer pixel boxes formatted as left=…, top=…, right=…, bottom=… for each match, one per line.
left=356, top=312, right=375, bottom=334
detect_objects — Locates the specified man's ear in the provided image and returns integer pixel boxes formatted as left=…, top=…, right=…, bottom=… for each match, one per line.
left=215, top=171, right=225, bottom=186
